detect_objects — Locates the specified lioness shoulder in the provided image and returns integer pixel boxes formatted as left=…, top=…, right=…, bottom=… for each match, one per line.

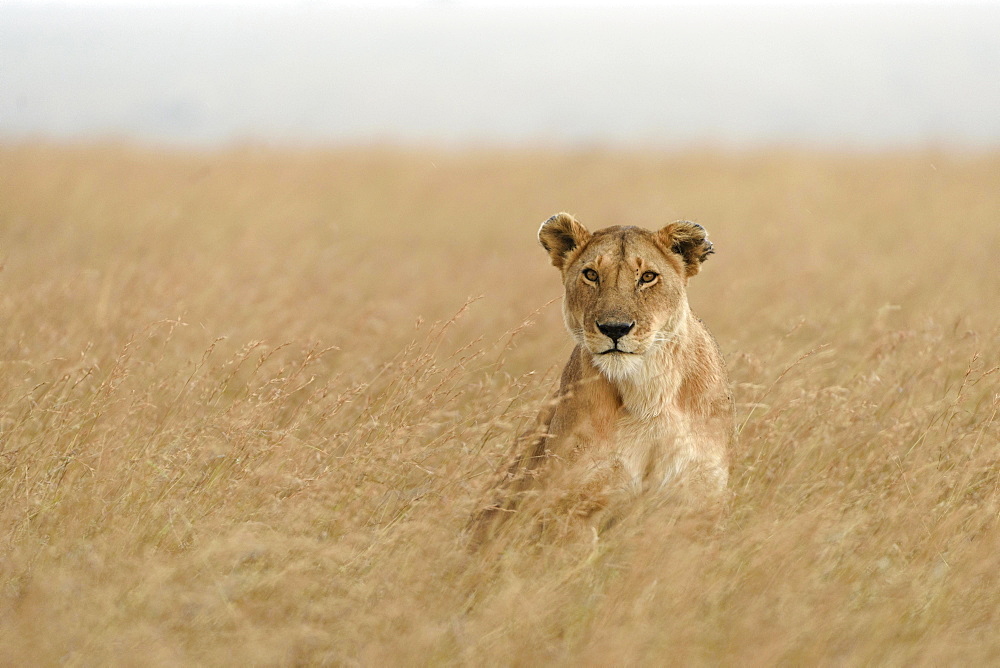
left=473, top=213, right=733, bottom=539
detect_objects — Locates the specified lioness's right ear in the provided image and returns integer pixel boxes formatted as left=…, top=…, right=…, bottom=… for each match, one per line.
left=538, top=213, right=591, bottom=270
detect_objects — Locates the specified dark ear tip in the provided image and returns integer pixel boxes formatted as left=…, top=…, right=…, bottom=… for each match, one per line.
left=538, top=214, right=564, bottom=249
left=539, top=213, right=589, bottom=269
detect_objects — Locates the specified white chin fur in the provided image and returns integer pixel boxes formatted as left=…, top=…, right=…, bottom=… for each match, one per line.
left=592, top=352, right=644, bottom=382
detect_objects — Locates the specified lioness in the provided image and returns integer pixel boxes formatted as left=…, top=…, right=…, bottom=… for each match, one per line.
left=473, top=212, right=733, bottom=540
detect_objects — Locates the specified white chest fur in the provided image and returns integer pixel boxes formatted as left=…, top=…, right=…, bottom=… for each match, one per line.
left=614, top=405, right=697, bottom=492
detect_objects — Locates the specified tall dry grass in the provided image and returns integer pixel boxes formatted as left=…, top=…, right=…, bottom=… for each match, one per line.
left=0, top=143, right=998, bottom=665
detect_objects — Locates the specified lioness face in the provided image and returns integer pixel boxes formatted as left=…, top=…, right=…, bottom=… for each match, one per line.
left=538, top=213, right=715, bottom=380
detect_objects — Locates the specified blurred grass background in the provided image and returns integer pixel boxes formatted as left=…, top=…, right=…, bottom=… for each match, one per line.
left=1, top=143, right=998, bottom=664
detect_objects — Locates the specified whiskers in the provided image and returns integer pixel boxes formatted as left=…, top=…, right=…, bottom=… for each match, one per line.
left=652, top=331, right=680, bottom=345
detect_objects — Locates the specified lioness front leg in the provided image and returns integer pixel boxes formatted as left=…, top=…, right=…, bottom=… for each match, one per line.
left=545, top=454, right=642, bottom=533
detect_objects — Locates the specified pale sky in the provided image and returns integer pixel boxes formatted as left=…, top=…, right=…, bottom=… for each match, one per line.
left=3, top=0, right=998, bottom=147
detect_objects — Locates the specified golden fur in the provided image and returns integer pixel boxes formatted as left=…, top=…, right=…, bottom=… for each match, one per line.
left=472, top=213, right=733, bottom=541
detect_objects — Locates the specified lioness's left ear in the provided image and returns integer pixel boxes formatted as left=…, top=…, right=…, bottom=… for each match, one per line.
left=538, top=212, right=591, bottom=270
left=657, top=221, right=715, bottom=277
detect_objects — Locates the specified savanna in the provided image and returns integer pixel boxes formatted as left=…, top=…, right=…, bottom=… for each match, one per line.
left=0, top=144, right=998, bottom=664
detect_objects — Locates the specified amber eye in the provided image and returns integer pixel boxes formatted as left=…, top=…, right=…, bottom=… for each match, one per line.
left=582, top=268, right=599, bottom=282
left=640, top=271, right=658, bottom=284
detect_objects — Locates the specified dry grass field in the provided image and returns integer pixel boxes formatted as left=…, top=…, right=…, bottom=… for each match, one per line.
left=1, top=143, right=998, bottom=665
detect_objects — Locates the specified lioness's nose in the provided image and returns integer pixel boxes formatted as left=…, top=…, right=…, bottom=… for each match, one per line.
left=597, top=321, right=634, bottom=342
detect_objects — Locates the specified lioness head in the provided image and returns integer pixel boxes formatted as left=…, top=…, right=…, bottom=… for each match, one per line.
left=538, top=212, right=714, bottom=381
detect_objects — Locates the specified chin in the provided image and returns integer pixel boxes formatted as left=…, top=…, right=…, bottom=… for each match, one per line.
left=591, top=350, right=644, bottom=382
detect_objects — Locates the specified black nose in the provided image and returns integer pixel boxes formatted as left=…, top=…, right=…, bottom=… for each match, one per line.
left=597, top=321, right=635, bottom=342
